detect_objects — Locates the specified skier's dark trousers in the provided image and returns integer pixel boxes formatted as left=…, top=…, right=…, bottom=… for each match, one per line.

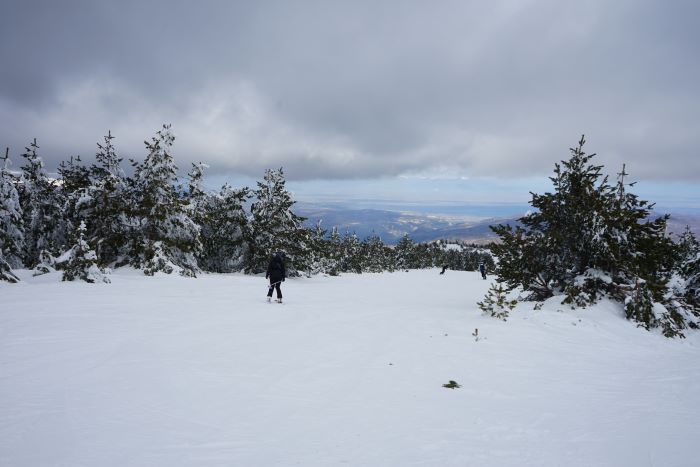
left=266, top=253, right=286, bottom=301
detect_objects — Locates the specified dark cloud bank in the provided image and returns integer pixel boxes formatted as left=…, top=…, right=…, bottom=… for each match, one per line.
left=1, top=0, right=698, bottom=183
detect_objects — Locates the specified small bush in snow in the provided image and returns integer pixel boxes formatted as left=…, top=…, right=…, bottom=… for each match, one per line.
left=32, top=249, right=56, bottom=276
left=142, top=241, right=175, bottom=276
left=478, top=283, right=517, bottom=321
left=0, top=249, right=19, bottom=283
left=62, top=222, right=110, bottom=283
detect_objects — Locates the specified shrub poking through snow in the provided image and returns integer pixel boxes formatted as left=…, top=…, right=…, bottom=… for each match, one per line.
left=0, top=249, right=19, bottom=283
left=478, top=283, right=517, bottom=321
left=142, top=241, right=176, bottom=276
left=31, top=249, right=56, bottom=276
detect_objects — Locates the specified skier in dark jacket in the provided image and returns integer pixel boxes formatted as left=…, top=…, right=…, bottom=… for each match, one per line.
left=266, top=252, right=286, bottom=302
left=478, top=261, right=487, bottom=280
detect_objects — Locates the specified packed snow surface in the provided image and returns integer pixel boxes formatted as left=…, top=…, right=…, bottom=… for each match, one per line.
left=2, top=269, right=699, bottom=467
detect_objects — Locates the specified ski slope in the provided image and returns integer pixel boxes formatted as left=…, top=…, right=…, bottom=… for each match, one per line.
left=2, top=269, right=699, bottom=467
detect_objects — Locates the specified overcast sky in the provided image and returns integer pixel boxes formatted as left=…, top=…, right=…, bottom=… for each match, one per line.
left=1, top=0, right=698, bottom=205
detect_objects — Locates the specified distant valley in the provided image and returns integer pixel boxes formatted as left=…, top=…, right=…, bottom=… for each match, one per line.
left=297, top=202, right=519, bottom=244
left=297, top=202, right=700, bottom=245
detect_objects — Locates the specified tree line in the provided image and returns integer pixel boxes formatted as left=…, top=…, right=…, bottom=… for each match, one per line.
left=0, top=125, right=493, bottom=283
left=5, top=128, right=695, bottom=336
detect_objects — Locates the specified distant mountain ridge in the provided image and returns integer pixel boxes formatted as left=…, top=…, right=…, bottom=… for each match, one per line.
left=297, top=204, right=512, bottom=244
left=297, top=203, right=700, bottom=245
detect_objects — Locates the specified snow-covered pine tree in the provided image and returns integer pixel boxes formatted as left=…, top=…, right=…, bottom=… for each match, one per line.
left=89, top=131, right=129, bottom=266
left=492, top=136, right=614, bottom=300
left=62, top=221, right=110, bottom=283
left=184, top=161, right=209, bottom=259
left=339, top=232, right=362, bottom=273
left=394, top=234, right=418, bottom=271
left=305, top=220, right=332, bottom=276
left=0, top=150, right=21, bottom=282
left=0, top=148, right=24, bottom=270
left=58, top=155, right=93, bottom=252
left=130, top=125, right=201, bottom=276
left=18, top=139, right=64, bottom=267
left=676, top=226, right=700, bottom=309
left=247, top=168, right=310, bottom=274
left=412, top=242, right=435, bottom=269
left=324, top=226, right=344, bottom=275
left=491, top=136, right=696, bottom=337
left=197, top=183, right=251, bottom=273
left=602, top=165, right=682, bottom=333
left=186, top=162, right=208, bottom=205
left=361, top=233, right=393, bottom=273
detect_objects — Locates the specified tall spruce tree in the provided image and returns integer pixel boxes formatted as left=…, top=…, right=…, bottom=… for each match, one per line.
left=184, top=161, right=209, bottom=252
left=57, top=155, right=92, bottom=250
left=130, top=125, right=200, bottom=276
left=248, top=168, right=310, bottom=274
left=89, top=131, right=129, bottom=266
left=490, top=136, right=697, bottom=336
left=0, top=148, right=24, bottom=270
left=0, top=149, right=22, bottom=282
left=18, top=139, right=64, bottom=267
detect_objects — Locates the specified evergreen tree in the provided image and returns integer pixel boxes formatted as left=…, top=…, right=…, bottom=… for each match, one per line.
left=491, top=136, right=697, bottom=336
left=413, top=242, right=436, bottom=269
left=0, top=148, right=24, bottom=269
left=340, top=232, right=363, bottom=273
left=184, top=162, right=209, bottom=261
left=394, top=234, right=418, bottom=270
left=305, top=220, right=332, bottom=276
left=58, top=155, right=92, bottom=250
left=186, top=162, right=208, bottom=211
left=89, top=131, right=129, bottom=266
left=676, top=227, right=700, bottom=309
left=130, top=125, right=200, bottom=276
left=361, top=233, right=393, bottom=273
left=18, top=139, right=64, bottom=266
left=248, top=168, right=310, bottom=274
left=324, top=226, right=344, bottom=275
left=477, top=283, right=517, bottom=321
left=62, top=221, right=110, bottom=283
left=198, top=183, right=250, bottom=272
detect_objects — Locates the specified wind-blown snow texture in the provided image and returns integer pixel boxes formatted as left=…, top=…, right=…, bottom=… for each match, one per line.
left=2, top=269, right=699, bottom=467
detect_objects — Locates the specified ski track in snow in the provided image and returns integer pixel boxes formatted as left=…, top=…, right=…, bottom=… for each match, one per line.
left=1, top=269, right=699, bottom=467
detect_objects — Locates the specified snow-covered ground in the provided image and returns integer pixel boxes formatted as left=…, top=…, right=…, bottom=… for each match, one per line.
left=2, top=269, right=699, bottom=467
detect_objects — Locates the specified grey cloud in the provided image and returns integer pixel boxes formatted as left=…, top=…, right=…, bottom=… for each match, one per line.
left=1, top=0, right=698, bottom=182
